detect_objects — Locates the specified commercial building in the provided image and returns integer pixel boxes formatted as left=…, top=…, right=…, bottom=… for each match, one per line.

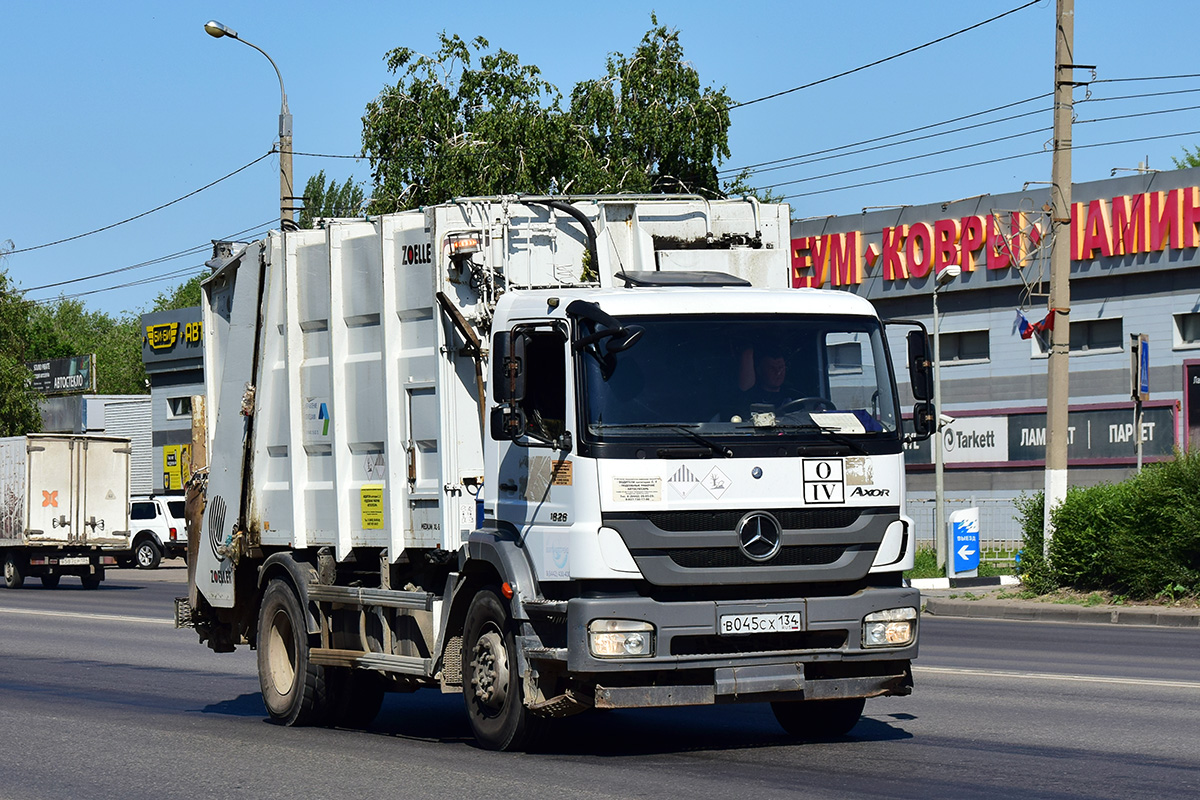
left=790, top=167, right=1200, bottom=545
left=140, top=306, right=204, bottom=495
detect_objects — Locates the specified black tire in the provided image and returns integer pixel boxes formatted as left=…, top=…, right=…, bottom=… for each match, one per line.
left=326, top=668, right=386, bottom=729
left=258, top=579, right=327, bottom=726
left=771, top=697, right=866, bottom=740
left=4, top=554, right=27, bottom=589
left=462, top=586, right=542, bottom=751
left=80, top=572, right=103, bottom=590
left=40, top=574, right=61, bottom=589
left=134, top=537, right=162, bottom=570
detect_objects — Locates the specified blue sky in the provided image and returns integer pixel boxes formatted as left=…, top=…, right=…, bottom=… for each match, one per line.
left=2, top=0, right=1196, bottom=317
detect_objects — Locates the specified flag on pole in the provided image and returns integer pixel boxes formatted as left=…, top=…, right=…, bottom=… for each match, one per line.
left=1015, top=310, right=1033, bottom=339
left=1015, top=309, right=1055, bottom=340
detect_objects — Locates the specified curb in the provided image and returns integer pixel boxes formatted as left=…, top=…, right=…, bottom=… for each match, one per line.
left=922, top=596, right=1200, bottom=628
left=910, top=576, right=1020, bottom=590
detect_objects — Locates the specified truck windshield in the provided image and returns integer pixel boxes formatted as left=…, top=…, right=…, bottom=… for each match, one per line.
left=579, top=314, right=899, bottom=444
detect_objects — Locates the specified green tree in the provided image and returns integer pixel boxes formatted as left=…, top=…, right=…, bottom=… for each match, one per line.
left=360, top=19, right=748, bottom=210
left=362, top=33, right=586, bottom=212
left=26, top=298, right=147, bottom=395
left=0, top=264, right=42, bottom=435
left=299, top=170, right=366, bottom=229
left=1172, top=147, right=1200, bottom=169
left=568, top=16, right=734, bottom=196
left=151, top=273, right=206, bottom=311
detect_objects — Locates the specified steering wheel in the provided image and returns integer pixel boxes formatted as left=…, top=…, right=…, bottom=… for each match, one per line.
left=777, top=396, right=835, bottom=414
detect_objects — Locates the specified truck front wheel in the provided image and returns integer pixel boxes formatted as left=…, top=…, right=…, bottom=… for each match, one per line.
left=4, top=554, right=27, bottom=589
left=462, top=586, right=541, bottom=751
left=258, top=579, right=326, bottom=726
left=771, top=697, right=866, bottom=740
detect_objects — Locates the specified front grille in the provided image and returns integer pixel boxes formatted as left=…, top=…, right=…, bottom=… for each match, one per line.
left=671, top=630, right=847, bottom=656
left=665, top=545, right=848, bottom=569
left=643, top=507, right=864, bottom=532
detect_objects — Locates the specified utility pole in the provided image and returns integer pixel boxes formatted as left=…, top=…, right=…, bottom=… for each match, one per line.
left=1044, top=0, right=1076, bottom=554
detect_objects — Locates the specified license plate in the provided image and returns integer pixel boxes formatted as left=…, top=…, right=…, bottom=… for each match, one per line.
left=719, top=612, right=803, bottom=635
left=58, top=557, right=89, bottom=566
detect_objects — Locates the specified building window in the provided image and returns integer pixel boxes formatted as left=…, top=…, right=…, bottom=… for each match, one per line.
left=1176, top=312, right=1200, bottom=346
left=167, top=396, right=192, bottom=419
left=938, top=330, right=989, bottom=363
left=1071, top=318, right=1123, bottom=352
left=1035, top=317, right=1123, bottom=355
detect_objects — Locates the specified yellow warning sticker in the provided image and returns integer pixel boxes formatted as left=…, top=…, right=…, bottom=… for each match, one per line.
left=360, top=485, right=384, bottom=529
left=551, top=460, right=573, bottom=486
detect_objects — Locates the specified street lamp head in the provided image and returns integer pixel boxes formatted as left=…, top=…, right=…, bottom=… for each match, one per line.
left=935, top=264, right=962, bottom=288
left=204, top=20, right=237, bottom=39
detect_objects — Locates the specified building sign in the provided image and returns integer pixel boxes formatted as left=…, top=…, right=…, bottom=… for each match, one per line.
left=163, top=444, right=191, bottom=492
left=791, top=185, right=1200, bottom=289
left=25, top=354, right=95, bottom=395
left=146, top=320, right=202, bottom=352
left=905, top=402, right=1176, bottom=467
left=1186, top=363, right=1200, bottom=450
left=142, top=307, right=203, bottom=368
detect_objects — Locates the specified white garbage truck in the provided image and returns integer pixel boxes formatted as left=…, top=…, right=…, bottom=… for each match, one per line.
left=1, top=434, right=132, bottom=589
left=182, top=196, right=937, bottom=750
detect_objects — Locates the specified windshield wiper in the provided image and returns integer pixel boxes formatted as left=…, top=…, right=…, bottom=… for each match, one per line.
left=736, top=421, right=871, bottom=455
left=590, top=423, right=733, bottom=457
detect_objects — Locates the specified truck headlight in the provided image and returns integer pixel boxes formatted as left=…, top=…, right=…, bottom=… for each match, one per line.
left=588, top=619, right=655, bottom=658
left=862, top=607, right=917, bottom=648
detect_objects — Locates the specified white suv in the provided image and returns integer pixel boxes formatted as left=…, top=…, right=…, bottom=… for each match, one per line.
left=127, top=496, right=188, bottom=569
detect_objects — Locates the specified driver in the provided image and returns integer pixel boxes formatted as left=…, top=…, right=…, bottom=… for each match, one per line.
left=741, top=345, right=801, bottom=409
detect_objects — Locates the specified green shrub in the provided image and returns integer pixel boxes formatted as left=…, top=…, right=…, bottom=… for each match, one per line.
left=1012, top=452, right=1200, bottom=600
left=1014, top=491, right=1057, bottom=595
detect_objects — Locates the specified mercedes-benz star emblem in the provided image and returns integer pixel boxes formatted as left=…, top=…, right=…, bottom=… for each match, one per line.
left=737, top=512, right=783, bottom=562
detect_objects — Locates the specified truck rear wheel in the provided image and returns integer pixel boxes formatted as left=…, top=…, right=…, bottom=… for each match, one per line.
left=258, top=578, right=326, bottom=726
left=80, top=572, right=103, bottom=590
left=771, top=697, right=866, bottom=740
left=4, top=554, right=27, bottom=589
left=462, top=586, right=542, bottom=751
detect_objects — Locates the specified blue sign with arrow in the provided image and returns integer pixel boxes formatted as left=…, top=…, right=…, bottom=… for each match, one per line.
left=949, top=507, right=981, bottom=576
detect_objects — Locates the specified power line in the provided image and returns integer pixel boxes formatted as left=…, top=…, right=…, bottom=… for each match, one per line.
left=756, top=125, right=1051, bottom=192
left=31, top=263, right=210, bottom=304
left=6, top=152, right=273, bottom=255
left=1092, top=73, right=1200, bottom=84
left=735, top=105, right=1053, bottom=179
left=779, top=128, right=1200, bottom=202
left=727, top=0, right=1043, bottom=111
left=742, top=98, right=1200, bottom=190
left=21, top=220, right=275, bottom=294
left=721, top=92, right=1052, bottom=177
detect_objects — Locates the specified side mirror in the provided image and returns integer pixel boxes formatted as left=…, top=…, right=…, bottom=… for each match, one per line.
left=492, top=332, right=526, bottom=402
left=911, top=401, right=935, bottom=439
left=490, top=405, right=527, bottom=441
left=907, top=330, right=933, bottom=401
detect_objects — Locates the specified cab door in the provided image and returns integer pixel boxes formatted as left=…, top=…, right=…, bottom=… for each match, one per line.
left=492, top=323, right=577, bottom=582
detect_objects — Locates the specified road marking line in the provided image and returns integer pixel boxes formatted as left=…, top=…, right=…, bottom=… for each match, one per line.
left=916, top=665, right=1200, bottom=690
left=0, top=607, right=174, bottom=625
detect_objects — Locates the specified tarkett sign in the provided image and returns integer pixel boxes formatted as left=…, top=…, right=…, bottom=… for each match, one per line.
left=905, top=402, right=1176, bottom=467
left=25, top=354, right=95, bottom=395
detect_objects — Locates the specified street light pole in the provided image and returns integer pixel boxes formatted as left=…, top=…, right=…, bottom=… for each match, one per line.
left=932, top=264, right=961, bottom=572
left=204, top=20, right=295, bottom=228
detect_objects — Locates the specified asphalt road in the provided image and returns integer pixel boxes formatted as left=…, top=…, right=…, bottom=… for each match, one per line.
left=1, top=564, right=1197, bottom=800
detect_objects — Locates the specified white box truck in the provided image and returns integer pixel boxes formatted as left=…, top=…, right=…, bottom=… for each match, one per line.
left=1, top=434, right=132, bottom=589
left=182, top=196, right=937, bottom=749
